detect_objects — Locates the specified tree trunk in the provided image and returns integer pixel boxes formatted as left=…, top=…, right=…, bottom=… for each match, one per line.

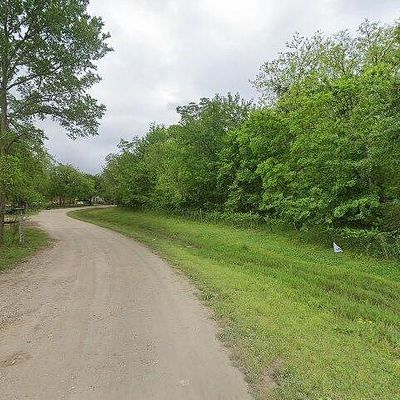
left=0, top=191, right=5, bottom=246
left=0, top=60, right=9, bottom=246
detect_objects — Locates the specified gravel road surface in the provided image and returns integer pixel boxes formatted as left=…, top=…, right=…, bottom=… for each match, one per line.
left=0, top=208, right=251, bottom=400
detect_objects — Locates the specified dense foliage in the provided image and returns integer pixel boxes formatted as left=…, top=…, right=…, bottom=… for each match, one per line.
left=0, top=140, right=51, bottom=207
left=1, top=150, right=98, bottom=208
left=47, top=164, right=96, bottom=206
left=101, top=21, right=400, bottom=254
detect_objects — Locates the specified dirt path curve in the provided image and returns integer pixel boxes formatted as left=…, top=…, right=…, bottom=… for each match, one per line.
left=0, top=208, right=251, bottom=400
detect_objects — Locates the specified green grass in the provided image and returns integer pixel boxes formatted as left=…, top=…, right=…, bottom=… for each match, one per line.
left=0, top=226, right=50, bottom=272
left=70, top=207, right=400, bottom=400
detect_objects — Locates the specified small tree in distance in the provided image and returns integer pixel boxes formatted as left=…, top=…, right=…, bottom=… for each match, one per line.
left=47, top=164, right=95, bottom=206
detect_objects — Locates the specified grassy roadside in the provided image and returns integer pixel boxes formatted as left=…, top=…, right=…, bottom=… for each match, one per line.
left=70, top=207, right=400, bottom=400
left=0, top=227, right=50, bottom=272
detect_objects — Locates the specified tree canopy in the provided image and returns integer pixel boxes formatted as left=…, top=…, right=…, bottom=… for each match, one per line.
left=47, top=164, right=95, bottom=205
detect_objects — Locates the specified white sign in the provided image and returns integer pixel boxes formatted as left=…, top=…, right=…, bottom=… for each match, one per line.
left=333, top=242, right=343, bottom=253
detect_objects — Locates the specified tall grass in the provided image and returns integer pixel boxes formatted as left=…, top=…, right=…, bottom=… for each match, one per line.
left=137, top=207, right=400, bottom=259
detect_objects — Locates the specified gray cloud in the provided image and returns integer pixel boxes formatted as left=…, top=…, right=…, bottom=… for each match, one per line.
left=43, top=0, right=400, bottom=173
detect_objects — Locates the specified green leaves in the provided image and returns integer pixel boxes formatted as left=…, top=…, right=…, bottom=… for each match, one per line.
left=0, top=142, right=50, bottom=204
left=0, top=155, right=23, bottom=195
left=101, top=94, right=252, bottom=211
left=0, top=0, right=111, bottom=145
left=47, top=164, right=95, bottom=204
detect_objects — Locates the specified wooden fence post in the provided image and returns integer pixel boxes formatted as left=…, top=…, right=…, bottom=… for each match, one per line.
left=18, top=208, right=25, bottom=245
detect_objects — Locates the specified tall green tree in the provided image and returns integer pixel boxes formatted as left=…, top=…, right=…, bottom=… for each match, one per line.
left=0, top=0, right=111, bottom=244
left=101, top=94, right=252, bottom=211
left=162, top=94, right=252, bottom=210
left=251, top=20, right=400, bottom=229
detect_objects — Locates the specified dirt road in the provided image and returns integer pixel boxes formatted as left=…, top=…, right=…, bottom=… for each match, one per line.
left=0, top=208, right=251, bottom=399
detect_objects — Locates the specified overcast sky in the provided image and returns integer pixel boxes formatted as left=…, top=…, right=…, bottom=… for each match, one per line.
left=44, top=0, right=399, bottom=173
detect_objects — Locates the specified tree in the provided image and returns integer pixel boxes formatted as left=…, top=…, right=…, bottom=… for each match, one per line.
left=8, top=140, right=53, bottom=206
left=47, top=163, right=94, bottom=206
left=252, top=20, right=400, bottom=229
left=0, top=0, right=111, bottom=244
left=101, top=94, right=252, bottom=211
left=252, top=20, right=398, bottom=105
left=100, top=136, right=156, bottom=208
left=162, top=94, right=252, bottom=210
left=219, top=109, right=290, bottom=214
